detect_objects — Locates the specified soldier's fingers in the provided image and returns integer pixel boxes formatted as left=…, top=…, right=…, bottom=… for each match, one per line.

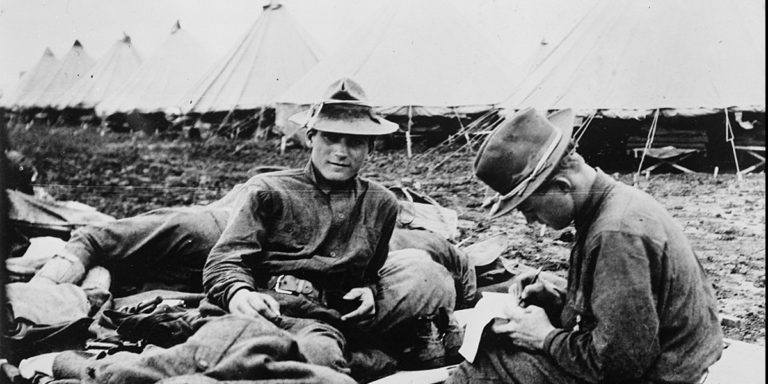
left=341, top=303, right=366, bottom=321
left=262, top=294, right=282, bottom=316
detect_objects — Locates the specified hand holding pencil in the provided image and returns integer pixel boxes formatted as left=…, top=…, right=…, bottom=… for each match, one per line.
left=493, top=266, right=558, bottom=350
left=517, top=266, right=544, bottom=306
left=509, top=266, right=561, bottom=309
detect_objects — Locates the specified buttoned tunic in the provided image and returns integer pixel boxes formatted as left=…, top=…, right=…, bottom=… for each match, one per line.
left=204, top=162, right=399, bottom=313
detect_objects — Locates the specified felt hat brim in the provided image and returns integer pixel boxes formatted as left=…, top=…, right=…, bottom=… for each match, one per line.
left=461, top=234, right=509, bottom=267
left=288, top=107, right=399, bottom=136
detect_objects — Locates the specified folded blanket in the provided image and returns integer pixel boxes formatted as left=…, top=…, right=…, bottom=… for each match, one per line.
left=53, top=315, right=357, bottom=384
left=6, top=282, right=89, bottom=325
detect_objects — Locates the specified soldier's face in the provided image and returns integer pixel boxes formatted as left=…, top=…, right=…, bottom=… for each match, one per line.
left=308, top=131, right=370, bottom=182
left=516, top=181, right=575, bottom=230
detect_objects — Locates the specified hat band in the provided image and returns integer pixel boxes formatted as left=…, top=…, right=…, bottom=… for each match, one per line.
left=483, top=129, right=563, bottom=216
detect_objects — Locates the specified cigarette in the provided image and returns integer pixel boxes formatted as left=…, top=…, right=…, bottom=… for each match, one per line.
left=539, top=224, right=546, bottom=237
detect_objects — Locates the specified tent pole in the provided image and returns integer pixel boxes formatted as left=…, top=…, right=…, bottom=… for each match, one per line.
left=634, top=109, right=659, bottom=185
left=0, top=109, right=11, bottom=359
left=724, top=109, right=742, bottom=181
left=253, top=107, right=263, bottom=142
left=406, top=106, right=413, bottom=158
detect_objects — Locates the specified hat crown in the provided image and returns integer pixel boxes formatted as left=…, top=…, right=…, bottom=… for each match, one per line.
left=288, top=78, right=398, bottom=136
left=322, top=77, right=369, bottom=105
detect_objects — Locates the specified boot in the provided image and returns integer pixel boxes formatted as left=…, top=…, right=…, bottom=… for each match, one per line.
left=398, top=315, right=446, bottom=370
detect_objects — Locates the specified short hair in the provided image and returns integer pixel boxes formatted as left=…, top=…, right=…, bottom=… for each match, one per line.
left=535, top=140, right=580, bottom=192
left=306, top=128, right=376, bottom=153
left=550, top=140, right=580, bottom=175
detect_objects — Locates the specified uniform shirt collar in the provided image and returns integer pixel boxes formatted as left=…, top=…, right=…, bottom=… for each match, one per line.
left=574, top=169, right=615, bottom=234
left=303, top=160, right=360, bottom=195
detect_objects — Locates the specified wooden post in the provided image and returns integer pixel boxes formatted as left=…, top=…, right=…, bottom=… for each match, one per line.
left=406, top=105, right=413, bottom=158
left=724, top=110, right=743, bottom=181
left=253, top=108, right=263, bottom=142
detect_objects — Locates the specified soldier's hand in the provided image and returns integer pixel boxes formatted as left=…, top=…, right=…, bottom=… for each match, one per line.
left=491, top=303, right=555, bottom=351
left=340, top=287, right=375, bottom=322
left=229, top=290, right=281, bottom=320
left=509, top=271, right=563, bottom=310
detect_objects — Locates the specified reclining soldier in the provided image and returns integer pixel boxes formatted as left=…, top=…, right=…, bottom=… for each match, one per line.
left=30, top=203, right=476, bottom=309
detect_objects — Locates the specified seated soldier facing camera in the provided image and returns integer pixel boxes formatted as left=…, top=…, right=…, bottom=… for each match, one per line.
left=203, top=78, right=462, bottom=378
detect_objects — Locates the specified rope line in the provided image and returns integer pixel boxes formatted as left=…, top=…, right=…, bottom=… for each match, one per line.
left=635, top=108, right=660, bottom=179
left=413, top=107, right=500, bottom=160
left=573, top=112, right=596, bottom=144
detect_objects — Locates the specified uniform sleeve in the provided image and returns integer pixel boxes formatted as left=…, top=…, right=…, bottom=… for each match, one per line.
left=363, top=195, right=398, bottom=286
left=543, top=231, right=662, bottom=383
left=203, top=186, right=271, bottom=310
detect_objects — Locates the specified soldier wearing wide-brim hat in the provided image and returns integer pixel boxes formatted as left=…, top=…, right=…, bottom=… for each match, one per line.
left=474, top=108, right=574, bottom=219
left=448, top=108, right=723, bottom=384
left=206, top=78, right=459, bottom=379
left=286, top=78, right=398, bottom=182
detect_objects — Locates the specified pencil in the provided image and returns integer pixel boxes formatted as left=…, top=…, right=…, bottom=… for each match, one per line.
left=518, top=266, right=544, bottom=306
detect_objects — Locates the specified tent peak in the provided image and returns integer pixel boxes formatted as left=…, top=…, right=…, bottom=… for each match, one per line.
left=43, top=47, right=55, bottom=56
left=171, top=20, right=182, bottom=34
left=121, top=32, right=132, bottom=44
left=73, top=40, right=83, bottom=47
left=263, top=1, right=282, bottom=11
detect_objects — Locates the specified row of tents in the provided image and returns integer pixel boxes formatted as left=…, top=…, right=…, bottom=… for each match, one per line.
left=2, top=0, right=521, bottom=122
left=1, top=0, right=765, bottom=166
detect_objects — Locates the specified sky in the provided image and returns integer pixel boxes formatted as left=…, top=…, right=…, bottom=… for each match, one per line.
left=0, top=0, right=600, bottom=96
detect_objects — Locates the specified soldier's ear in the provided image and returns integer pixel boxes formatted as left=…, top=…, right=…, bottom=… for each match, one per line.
left=305, top=129, right=316, bottom=148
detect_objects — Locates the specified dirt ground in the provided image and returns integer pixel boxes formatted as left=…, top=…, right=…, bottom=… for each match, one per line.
left=8, top=125, right=766, bottom=345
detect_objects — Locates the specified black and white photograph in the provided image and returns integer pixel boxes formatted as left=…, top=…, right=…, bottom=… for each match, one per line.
left=0, top=0, right=764, bottom=383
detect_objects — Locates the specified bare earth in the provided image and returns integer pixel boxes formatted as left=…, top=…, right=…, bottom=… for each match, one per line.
left=10, top=127, right=766, bottom=345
